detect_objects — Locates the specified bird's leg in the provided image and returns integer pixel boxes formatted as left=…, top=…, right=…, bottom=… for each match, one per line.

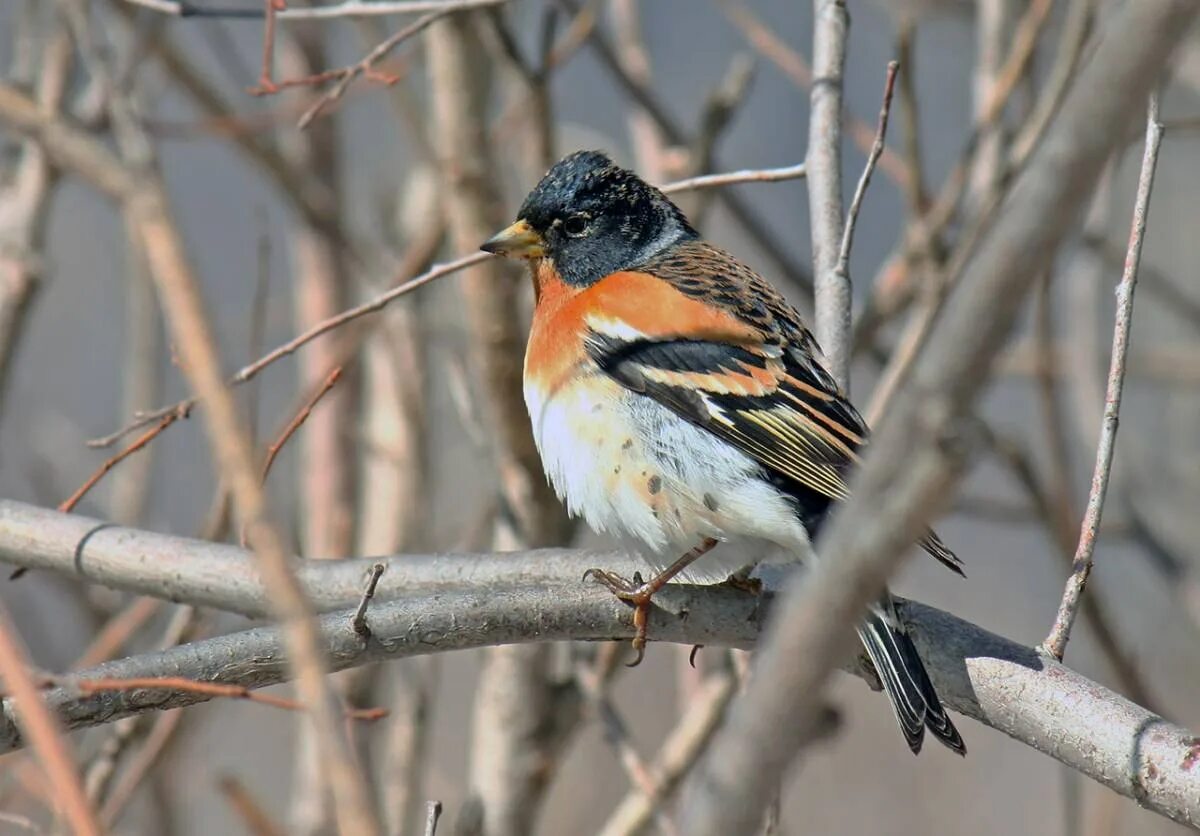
left=584, top=537, right=719, bottom=666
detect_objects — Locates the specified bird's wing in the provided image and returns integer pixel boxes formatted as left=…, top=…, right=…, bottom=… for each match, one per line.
left=582, top=241, right=963, bottom=574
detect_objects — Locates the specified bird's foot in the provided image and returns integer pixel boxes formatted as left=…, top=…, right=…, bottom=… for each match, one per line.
left=583, top=568, right=656, bottom=667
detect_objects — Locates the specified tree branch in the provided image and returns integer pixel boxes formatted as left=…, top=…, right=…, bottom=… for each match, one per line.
left=0, top=507, right=1198, bottom=826
left=806, top=0, right=849, bottom=386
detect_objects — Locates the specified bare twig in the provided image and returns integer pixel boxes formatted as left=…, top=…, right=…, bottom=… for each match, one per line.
left=352, top=563, right=386, bottom=639
left=0, top=604, right=102, bottom=836
left=807, top=0, right=850, bottom=386
left=835, top=61, right=899, bottom=282
left=289, top=10, right=457, bottom=130
left=59, top=412, right=183, bottom=514
left=124, top=0, right=506, bottom=19
left=1042, top=93, right=1163, bottom=661
left=39, top=674, right=387, bottom=721
left=260, top=365, right=344, bottom=485
left=256, top=0, right=284, bottom=90
left=660, top=163, right=806, bottom=194
left=987, top=433, right=1159, bottom=710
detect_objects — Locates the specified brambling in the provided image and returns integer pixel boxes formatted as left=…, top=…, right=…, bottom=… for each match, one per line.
left=481, top=150, right=965, bottom=755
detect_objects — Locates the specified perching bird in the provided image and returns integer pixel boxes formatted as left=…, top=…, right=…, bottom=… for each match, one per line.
left=481, top=150, right=965, bottom=755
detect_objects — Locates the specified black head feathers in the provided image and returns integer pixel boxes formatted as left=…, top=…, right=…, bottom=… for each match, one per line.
left=513, top=150, right=697, bottom=286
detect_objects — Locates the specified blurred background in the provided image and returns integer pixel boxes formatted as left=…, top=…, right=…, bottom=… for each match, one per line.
left=1, top=0, right=1199, bottom=833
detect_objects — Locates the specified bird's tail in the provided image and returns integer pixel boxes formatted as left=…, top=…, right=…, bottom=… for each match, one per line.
left=856, top=604, right=966, bottom=756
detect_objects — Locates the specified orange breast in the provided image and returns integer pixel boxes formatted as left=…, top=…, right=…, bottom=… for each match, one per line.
left=524, top=261, right=764, bottom=394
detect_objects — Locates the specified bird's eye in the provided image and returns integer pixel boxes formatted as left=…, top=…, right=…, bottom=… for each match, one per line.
left=563, top=214, right=589, bottom=237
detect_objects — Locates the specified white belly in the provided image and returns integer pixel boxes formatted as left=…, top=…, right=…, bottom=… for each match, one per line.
left=524, top=372, right=813, bottom=583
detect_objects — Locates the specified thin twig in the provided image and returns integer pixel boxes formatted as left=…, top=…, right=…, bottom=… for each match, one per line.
left=260, top=365, right=343, bottom=485
left=59, top=411, right=183, bottom=514
left=40, top=674, right=388, bottom=721
left=124, top=0, right=506, bottom=19
left=256, top=0, right=284, bottom=90
left=660, top=163, right=806, bottom=194
left=289, top=10, right=456, bottom=130
left=352, top=563, right=386, bottom=639
left=835, top=60, right=899, bottom=281
left=0, top=605, right=102, bottom=836
left=1042, top=93, right=1163, bottom=661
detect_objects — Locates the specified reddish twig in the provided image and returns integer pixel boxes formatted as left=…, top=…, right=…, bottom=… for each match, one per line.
left=59, top=409, right=186, bottom=513
left=1042, top=93, right=1163, bottom=661
left=246, top=9, right=453, bottom=128
left=44, top=675, right=388, bottom=722
left=0, top=606, right=102, bottom=836
left=260, top=365, right=343, bottom=485
left=255, top=0, right=287, bottom=92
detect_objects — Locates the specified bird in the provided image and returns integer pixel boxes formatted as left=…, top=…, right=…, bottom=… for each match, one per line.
left=480, top=149, right=965, bottom=756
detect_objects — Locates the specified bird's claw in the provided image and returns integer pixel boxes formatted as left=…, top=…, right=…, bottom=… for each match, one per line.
left=584, top=567, right=654, bottom=666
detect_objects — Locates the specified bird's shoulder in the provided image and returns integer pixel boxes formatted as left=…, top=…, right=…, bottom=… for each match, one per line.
left=631, top=239, right=842, bottom=394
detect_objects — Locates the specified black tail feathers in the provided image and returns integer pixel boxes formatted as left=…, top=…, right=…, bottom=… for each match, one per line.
left=857, top=608, right=966, bottom=756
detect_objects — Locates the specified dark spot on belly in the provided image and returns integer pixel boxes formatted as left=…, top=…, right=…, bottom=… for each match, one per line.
left=703, top=493, right=720, bottom=512
left=613, top=465, right=621, bottom=475
left=622, top=438, right=634, bottom=450
left=592, top=403, right=603, bottom=413
left=647, top=475, right=662, bottom=495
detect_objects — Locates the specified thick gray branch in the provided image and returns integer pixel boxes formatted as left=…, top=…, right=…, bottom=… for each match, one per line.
left=2, top=501, right=1200, bottom=825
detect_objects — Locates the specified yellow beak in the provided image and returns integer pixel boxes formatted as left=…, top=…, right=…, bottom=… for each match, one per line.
left=480, top=219, right=545, bottom=259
